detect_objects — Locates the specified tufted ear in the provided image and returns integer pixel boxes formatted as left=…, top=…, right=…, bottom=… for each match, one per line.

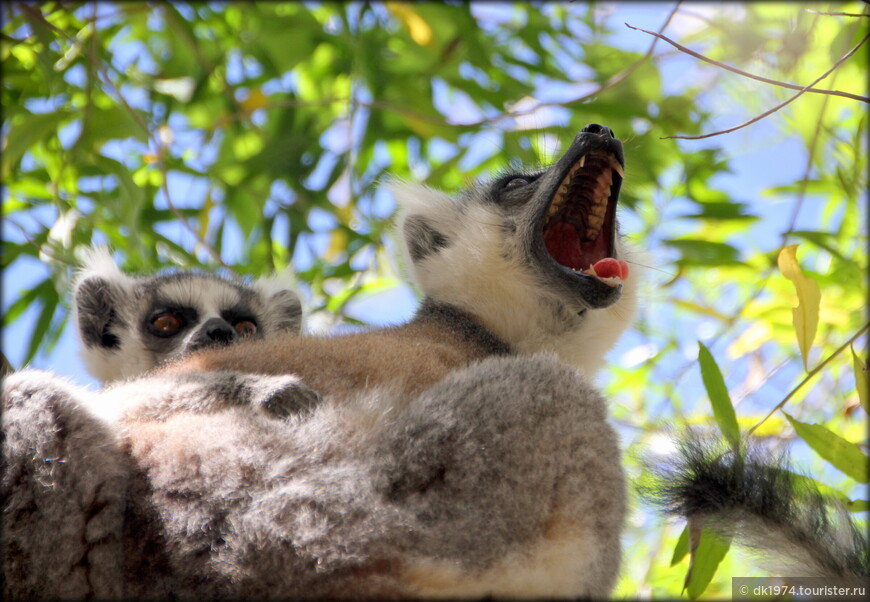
left=253, top=269, right=303, bottom=333
left=73, top=275, right=129, bottom=350
left=72, top=246, right=133, bottom=350
left=268, top=289, right=303, bottom=333
left=386, top=180, right=460, bottom=271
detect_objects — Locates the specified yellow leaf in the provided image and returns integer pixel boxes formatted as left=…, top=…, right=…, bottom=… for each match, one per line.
left=385, top=3, right=433, bottom=46
left=198, top=191, right=215, bottom=241
left=325, top=229, right=348, bottom=262
left=777, top=245, right=820, bottom=371
left=240, top=88, right=268, bottom=114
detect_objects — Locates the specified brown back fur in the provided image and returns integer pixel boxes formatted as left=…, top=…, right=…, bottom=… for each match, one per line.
left=162, top=301, right=511, bottom=401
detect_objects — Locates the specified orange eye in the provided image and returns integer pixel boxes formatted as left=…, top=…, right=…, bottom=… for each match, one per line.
left=152, top=313, right=182, bottom=333
left=234, top=320, right=257, bottom=337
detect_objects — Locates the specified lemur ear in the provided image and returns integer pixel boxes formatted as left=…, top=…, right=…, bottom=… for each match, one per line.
left=253, top=270, right=303, bottom=333
left=73, top=246, right=132, bottom=350
left=73, top=276, right=127, bottom=350
left=387, top=180, right=456, bottom=266
left=268, top=290, right=303, bottom=333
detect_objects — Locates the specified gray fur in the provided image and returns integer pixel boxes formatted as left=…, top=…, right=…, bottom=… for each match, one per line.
left=4, top=125, right=638, bottom=598
left=74, top=276, right=126, bottom=349
left=2, top=354, right=623, bottom=599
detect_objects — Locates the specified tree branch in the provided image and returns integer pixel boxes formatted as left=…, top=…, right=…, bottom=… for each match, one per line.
left=804, top=9, right=870, bottom=17
left=663, top=31, right=870, bottom=140
left=624, top=23, right=870, bottom=103
left=744, top=321, right=870, bottom=441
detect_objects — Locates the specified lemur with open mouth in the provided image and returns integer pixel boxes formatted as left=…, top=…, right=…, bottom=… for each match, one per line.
left=153, top=123, right=639, bottom=402
left=3, top=124, right=639, bottom=599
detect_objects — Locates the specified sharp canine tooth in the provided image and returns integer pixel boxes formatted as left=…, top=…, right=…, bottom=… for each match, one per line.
left=610, top=157, right=624, bottom=177
left=578, top=155, right=586, bottom=168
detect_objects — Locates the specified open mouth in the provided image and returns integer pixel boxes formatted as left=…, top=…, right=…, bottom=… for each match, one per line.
left=541, top=149, right=627, bottom=285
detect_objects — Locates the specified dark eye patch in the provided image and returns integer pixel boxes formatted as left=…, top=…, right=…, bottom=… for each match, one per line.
left=505, top=177, right=530, bottom=188
left=491, top=172, right=543, bottom=208
left=145, top=306, right=197, bottom=337
left=222, top=308, right=260, bottom=337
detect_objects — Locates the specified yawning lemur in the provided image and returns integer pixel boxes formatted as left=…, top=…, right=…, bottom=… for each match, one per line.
left=3, top=124, right=638, bottom=599
left=153, top=123, right=639, bottom=404
left=73, top=247, right=304, bottom=382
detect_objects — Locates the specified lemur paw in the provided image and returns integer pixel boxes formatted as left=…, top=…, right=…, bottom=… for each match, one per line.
left=239, top=374, right=322, bottom=419
left=2, top=369, right=81, bottom=410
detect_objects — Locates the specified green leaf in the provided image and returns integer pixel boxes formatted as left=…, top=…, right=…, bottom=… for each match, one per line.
left=777, top=245, right=820, bottom=371
left=24, top=284, right=60, bottom=365
left=664, top=239, right=744, bottom=267
left=681, top=201, right=758, bottom=222
left=1, top=110, right=71, bottom=178
left=784, top=412, right=869, bottom=483
left=79, top=105, right=149, bottom=145
left=852, top=344, right=868, bottom=413
left=671, top=525, right=689, bottom=566
left=698, top=342, right=740, bottom=452
left=685, top=528, right=731, bottom=600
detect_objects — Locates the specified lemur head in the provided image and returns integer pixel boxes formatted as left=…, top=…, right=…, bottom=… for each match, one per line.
left=73, top=247, right=304, bottom=383
left=393, top=124, right=639, bottom=375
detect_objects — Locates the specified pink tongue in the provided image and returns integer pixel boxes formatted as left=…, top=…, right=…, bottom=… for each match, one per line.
left=592, top=258, right=629, bottom=280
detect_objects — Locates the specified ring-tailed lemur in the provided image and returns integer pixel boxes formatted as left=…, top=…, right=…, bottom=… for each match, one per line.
left=157, top=123, right=640, bottom=404
left=3, top=124, right=638, bottom=598
left=73, top=247, right=304, bottom=383
left=643, top=433, right=869, bottom=579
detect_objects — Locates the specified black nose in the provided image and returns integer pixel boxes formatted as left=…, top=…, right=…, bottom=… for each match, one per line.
left=187, top=317, right=236, bottom=352
left=581, top=123, right=614, bottom=138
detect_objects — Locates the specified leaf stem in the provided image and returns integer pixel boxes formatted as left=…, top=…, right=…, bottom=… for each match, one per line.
left=744, top=322, right=870, bottom=440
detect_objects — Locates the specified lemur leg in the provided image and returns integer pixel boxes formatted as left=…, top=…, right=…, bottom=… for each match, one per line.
left=2, top=370, right=129, bottom=600
left=93, top=371, right=322, bottom=423
left=370, top=353, right=626, bottom=599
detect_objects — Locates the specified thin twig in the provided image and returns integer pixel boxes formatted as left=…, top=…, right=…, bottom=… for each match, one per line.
left=804, top=9, right=870, bottom=17
left=624, top=23, right=870, bottom=103
left=744, top=322, right=870, bottom=440
left=664, top=31, right=870, bottom=140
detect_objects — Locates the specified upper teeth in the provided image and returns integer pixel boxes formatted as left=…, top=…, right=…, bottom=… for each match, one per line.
left=545, top=152, right=624, bottom=241
left=609, top=156, right=624, bottom=178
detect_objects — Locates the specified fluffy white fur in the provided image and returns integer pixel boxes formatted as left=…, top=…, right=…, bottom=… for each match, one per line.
left=390, top=181, right=639, bottom=378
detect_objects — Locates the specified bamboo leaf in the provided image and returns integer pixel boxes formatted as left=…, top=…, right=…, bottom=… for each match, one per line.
left=685, top=524, right=731, bottom=600
left=671, top=525, right=689, bottom=566
left=698, top=342, right=740, bottom=452
left=1, top=110, right=71, bottom=178
left=784, top=412, right=869, bottom=483
left=777, top=245, right=820, bottom=371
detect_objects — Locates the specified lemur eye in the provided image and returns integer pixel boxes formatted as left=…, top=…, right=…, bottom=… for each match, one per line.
left=505, top=178, right=529, bottom=189
left=151, top=313, right=183, bottom=333
left=234, top=320, right=257, bottom=337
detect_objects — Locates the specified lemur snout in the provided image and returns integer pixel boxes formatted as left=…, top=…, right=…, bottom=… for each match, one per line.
left=188, top=317, right=237, bottom=351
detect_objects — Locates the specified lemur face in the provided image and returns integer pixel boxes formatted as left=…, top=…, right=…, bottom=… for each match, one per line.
left=502, top=123, right=627, bottom=310
left=73, top=250, right=303, bottom=383
left=392, top=124, right=637, bottom=372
